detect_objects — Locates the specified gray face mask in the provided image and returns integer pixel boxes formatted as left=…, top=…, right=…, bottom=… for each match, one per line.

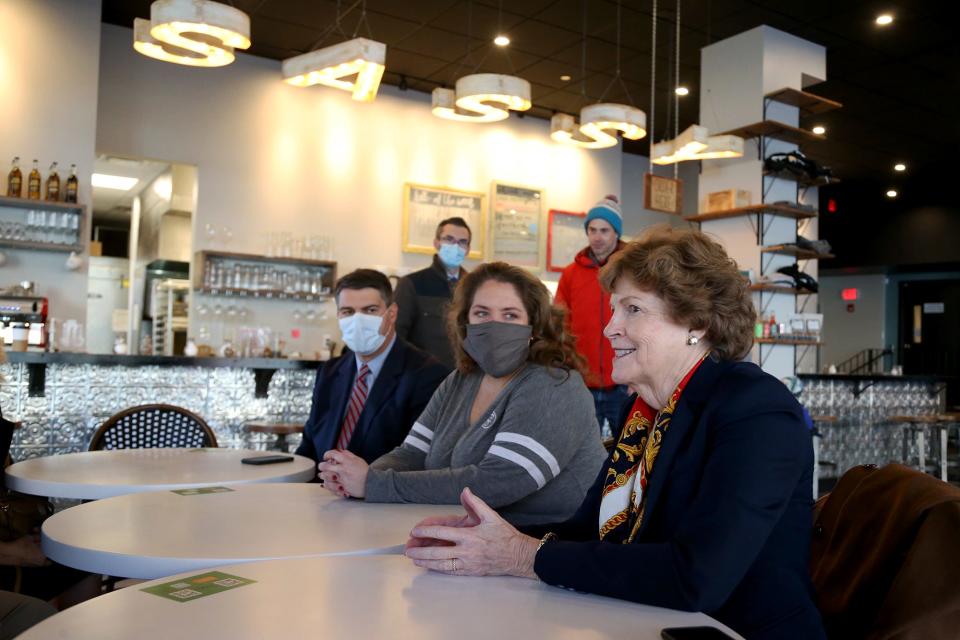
left=463, top=321, right=532, bottom=378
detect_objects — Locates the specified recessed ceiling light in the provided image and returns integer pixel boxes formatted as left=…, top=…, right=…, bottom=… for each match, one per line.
left=894, top=163, right=906, bottom=171
left=674, top=86, right=689, bottom=96
left=92, top=173, right=139, bottom=190
left=812, top=125, right=826, bottom=135
left=875, top=14, right=894, bottom=26
left=560, top=74, right=571, bottom=82
left=493, top=34, right=510, bottom=46
left=886, top=189, right=898, bottom=198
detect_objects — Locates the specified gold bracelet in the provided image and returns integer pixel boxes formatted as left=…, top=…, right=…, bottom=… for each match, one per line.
left=537, top=532, right=558, bottom=552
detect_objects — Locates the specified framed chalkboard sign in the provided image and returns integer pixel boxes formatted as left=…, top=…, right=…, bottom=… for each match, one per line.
left=402, top=183, right=485, bottom=259
left=489, top=182, right=543, bottom=269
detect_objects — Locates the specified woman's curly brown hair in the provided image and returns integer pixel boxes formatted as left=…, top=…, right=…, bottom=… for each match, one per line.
left=599, top=225, right=756, bottom=361
left=447, top=262, right=587, bottom=376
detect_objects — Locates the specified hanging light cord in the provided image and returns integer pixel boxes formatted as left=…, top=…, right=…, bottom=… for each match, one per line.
left=674, top=0, right=681, bottom=179
left=352, top=0, right=373, bottom=38
left=580, top=0, right=588, bottom=100
left=306, top=0, right=362, bottom=51
left=598, top=1, right=634, bottom=105
left=649, top=0, right=658, bottom=169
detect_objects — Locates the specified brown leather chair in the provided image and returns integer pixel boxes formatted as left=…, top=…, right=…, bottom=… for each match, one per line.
left=88, top=404, right=217, bottom=451
left=810, top=463, right=960, bottom=639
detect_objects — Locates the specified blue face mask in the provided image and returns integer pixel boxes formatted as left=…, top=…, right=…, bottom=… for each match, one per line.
left=438, top=242, right=467, bottom=269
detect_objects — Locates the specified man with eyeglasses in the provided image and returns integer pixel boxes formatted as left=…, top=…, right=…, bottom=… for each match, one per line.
left=394, top=217, right=471, bottom=368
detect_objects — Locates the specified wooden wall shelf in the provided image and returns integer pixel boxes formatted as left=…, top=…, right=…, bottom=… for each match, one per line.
left=765, top=88, right=843, bottom=115
left=762, top=169, right=840, bottom=187
left=720, top=120, right=825, bottom=145
left=0, top=238, right=83, bottom=253
left=761, top=244, right=834, bottom=260
left=685, top=203, right=817, bottom=223
left=750, top=284, right=801, bottom=295
left=0, top=195, right=85, bottom=213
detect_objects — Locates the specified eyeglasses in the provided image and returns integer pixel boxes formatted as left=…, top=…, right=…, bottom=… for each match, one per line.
left=439, top=235, right=470, bottom=249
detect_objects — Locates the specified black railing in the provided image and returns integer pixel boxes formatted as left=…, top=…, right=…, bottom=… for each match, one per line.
left=835, top=347, right=895, bottom=374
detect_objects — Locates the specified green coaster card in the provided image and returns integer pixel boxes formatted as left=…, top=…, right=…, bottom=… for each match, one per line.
left=142, top=571, right=256, bottom=602
left=171, top=486, right=235, bottom=496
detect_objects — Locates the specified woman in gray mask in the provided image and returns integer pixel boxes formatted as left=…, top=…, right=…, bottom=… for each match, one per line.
left=318, top=262, right=606, bottom=525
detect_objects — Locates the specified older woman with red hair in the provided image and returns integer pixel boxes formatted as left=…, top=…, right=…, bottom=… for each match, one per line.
left=404, top=226, right=826, bottom=640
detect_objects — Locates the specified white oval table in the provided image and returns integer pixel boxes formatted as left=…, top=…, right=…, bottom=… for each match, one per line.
left=4, top=448, right=316, bottom=499
left=18, top=555, right=743, bottom=639
left=42, top=484, right=455, bottom=578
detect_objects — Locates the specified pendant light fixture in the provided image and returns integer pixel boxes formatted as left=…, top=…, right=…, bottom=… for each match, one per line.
left=551, top=0, right=647, bottom=149
left=133, top=0, right=251, bottom=68
left=282, top=1, right=387, bottom=102
left=432, top=1, right=532, bottom=122
left=650, top=0, right=743, bottom=165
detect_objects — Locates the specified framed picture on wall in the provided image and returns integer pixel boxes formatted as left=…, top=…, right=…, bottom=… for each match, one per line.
left=546, top=209, right=586, bottom=272
left=489, top=182, right=543, bottom=269
left=644, top=173, right=683, bottom=214
left=402, top=183, right=485, bottom=259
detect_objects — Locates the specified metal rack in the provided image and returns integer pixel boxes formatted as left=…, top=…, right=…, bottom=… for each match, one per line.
left=151, top=278, right=190, bottom=356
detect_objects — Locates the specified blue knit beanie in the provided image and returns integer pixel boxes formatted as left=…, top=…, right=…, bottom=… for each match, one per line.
left=584, top=195, right=623, bottom=237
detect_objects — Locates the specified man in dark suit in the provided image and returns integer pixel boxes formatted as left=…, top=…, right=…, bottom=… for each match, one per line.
left=394, top=217, right=471, bottom=368
left=296, top=269, right=448, bottom=468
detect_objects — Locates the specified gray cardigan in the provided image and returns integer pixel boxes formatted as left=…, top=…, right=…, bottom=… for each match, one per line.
left=365, top=363, right=606, bottom=526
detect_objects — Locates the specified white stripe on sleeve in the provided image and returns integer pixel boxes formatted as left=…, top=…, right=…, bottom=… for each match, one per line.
left=402, top=433, right=430, bottom=454
left=410, top=422, right=434, bottom=441
left=488, top=445, right=547, bottom=488
left=494, top=432, right=560, bottom=477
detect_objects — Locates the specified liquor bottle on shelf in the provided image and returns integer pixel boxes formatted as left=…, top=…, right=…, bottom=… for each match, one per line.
left=64, top=164, right=78, bottom=203
left=27, top=159, right=41, bottom=200
left=45, top=162, right=60, bottom=201
left=7, top=157, right=22, bottom=197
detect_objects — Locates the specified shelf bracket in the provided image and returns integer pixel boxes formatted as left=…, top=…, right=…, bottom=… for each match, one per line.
left=27, top=363, right=46, bottom=397
left=253, top=368, right=277, bottom=399
left=852, top=379, right=878, bottom=399
left=758, top=343, right=774, bottom=368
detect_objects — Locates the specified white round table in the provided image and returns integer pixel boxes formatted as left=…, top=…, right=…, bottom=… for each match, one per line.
left=4, top=449, right=316, bottom=499
left=18, top=555, right=743, bottom=639
left=42, top=484, right=455, bottom=578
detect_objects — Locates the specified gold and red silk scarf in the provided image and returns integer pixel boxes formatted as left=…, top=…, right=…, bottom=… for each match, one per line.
left=598, top=356, right=706, bottom=543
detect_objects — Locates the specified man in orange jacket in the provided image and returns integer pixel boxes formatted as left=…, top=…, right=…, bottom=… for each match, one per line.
left=555, top=195, right=627, bottom=434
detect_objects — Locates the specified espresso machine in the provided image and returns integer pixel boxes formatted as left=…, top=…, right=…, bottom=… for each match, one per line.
left=0, top=288, right=48, bottom=350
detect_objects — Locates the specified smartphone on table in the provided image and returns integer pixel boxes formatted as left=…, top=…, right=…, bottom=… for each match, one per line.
left=241, top=455, right=294, bottom=465
left=661, top=627, right=736, bottom=640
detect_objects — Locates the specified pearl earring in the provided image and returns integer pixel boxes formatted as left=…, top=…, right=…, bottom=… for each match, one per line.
left=686, top=334, right=699, bottom=346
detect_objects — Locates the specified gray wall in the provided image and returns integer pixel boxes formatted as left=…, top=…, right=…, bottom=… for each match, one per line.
left=819, top=273, right=888, bottom=368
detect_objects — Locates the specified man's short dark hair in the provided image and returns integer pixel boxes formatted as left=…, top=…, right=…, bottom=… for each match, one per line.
left=435, top=217, right=472, bottom=242
left=334, top=269, right=393, bottom=306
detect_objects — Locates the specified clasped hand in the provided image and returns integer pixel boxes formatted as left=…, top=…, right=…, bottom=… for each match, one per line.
left=317, top=449, right=369, bottom=498
left=404, top=487, right=539, bottom=579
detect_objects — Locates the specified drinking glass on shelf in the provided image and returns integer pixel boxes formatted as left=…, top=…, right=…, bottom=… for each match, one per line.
left=59, top=212, right=73, bottom=244
left=69, top=213, right=80, bottom=243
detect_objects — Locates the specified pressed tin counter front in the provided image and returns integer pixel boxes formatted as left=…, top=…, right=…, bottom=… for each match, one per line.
left=1, top=353, right=321, bottom=460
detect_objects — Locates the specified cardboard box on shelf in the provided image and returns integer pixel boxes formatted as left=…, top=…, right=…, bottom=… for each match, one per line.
left=704, top=189, right=751, bottom=213
left=90, top=240, right=102, bottom=256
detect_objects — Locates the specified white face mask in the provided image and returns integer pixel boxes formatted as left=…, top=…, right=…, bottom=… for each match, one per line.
left=338, top=313, right=386, bottom=356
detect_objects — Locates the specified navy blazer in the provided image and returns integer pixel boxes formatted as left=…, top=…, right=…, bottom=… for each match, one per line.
left=530, top=357, right=826, bottom=640
left=295, top=338, right=449, bottom=465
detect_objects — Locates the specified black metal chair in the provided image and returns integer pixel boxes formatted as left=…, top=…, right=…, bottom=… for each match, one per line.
left=88, top=404, right=217, bottom=451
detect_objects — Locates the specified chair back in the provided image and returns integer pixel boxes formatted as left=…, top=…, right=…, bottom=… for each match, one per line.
left=810, top=463, right=960, bottom=639
left=89, top=404, right=217, bottom=451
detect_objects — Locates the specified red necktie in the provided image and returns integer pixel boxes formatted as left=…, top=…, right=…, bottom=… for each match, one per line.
left=336, top=364, right=370, bottom=450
